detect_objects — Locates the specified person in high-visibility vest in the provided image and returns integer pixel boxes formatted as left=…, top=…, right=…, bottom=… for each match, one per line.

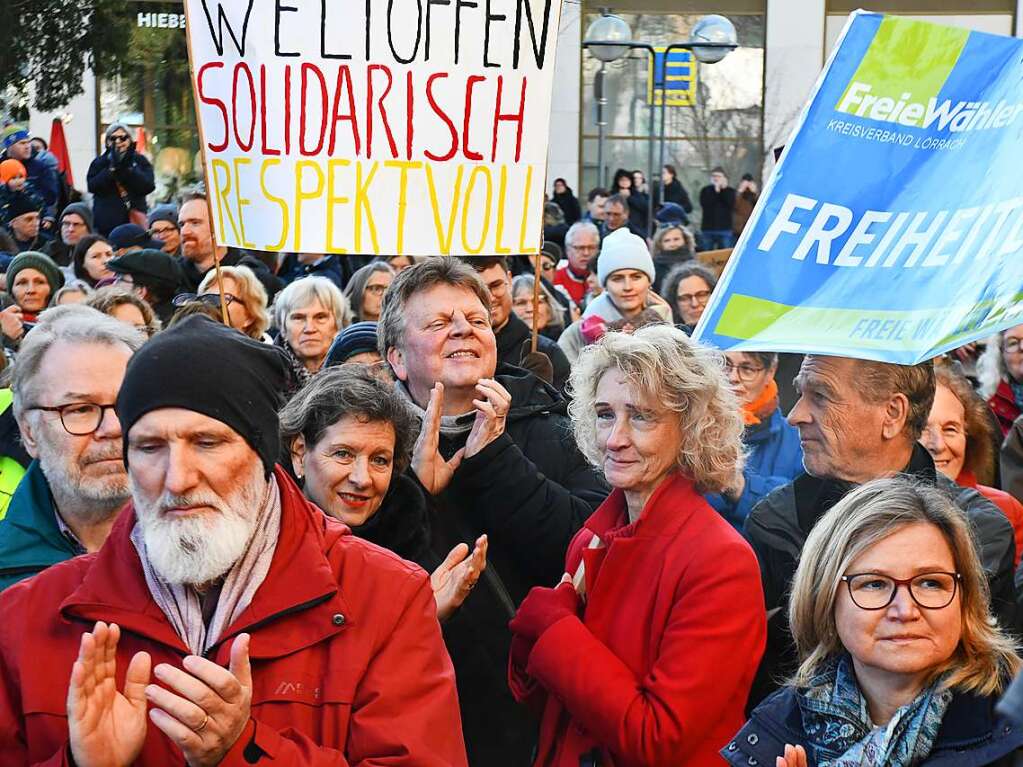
left=0, top=388, right=27, bottom=520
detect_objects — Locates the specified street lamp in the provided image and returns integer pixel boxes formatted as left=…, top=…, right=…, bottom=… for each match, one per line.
left=583, top=13, right=738, bottom=235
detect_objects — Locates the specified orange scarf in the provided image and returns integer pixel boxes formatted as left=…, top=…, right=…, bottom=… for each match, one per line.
left=742, top=378, right=778, bottom=426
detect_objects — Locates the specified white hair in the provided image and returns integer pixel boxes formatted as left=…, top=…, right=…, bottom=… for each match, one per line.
left=272, top=276, right=349, bottom=333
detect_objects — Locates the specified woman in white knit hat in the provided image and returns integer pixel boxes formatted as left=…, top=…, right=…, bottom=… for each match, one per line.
left=557, top=228, right=673, bottom=363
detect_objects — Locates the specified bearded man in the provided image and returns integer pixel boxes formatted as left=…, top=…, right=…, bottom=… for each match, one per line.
left=0, top=305, right=145, bottom=591
left=0, top=316, right=467, bottom=766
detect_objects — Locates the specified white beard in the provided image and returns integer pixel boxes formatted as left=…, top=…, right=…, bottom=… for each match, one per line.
left=132, top=463, right=266, bottom=586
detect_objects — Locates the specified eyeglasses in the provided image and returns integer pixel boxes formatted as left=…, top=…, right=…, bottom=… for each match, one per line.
left=723, top=361, right=766, bottom=382
left=1004, top=338, right=1023, bottom=354
left=568, top=244, right=598, bottom=254
left=61, top=220, right=86, bottom=230
left=27, top=402, right=118, bottom=436
left=364, top=283, right=389, bottom=296
left=486, top=280, right=508, bottom=298
left=677, top=289, right=711, bottom=305
left=513, top=296, right=548, bottom=308
left=841, top=571, right=961, bottom=610
left=172, top=292, right=238, bottom=307
left=150, top=225, right=178, bottom=237
left=110, top=134, right=131, bottom=144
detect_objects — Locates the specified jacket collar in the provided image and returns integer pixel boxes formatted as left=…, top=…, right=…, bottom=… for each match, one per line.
left=585, top=472, right=702, bottom=542
left=794, top=443, right=935, bottom=535
left=0, top=460, right=78, bottom=572
left=60, top=467, right=352, bottom=659
left=495, top=312, right=530, bottom=358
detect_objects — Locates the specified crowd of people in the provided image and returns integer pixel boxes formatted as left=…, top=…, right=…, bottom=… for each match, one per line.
left=0, top=117, right=1022, bottom=766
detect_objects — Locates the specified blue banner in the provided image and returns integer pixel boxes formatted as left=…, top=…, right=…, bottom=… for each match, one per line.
left=692, top=12, right=1023, bottom=364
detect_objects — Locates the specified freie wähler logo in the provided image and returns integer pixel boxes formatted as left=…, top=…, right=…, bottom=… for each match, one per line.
left=834, top=16, right=1023, bottom=133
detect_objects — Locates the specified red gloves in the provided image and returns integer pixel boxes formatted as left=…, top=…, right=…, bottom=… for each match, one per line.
left=509, top=582, right=581, bottom=643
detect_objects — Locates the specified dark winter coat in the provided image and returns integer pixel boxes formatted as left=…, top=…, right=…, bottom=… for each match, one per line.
left=660, top=178, right=693, bottom=214
left=725, top=684, right=1023, bottom=767
left=700, top=184, right=737, bottom=231
left=552, top=188, right=581, bottom=225
left=176, top=247, right=244, bottom=292
left=495, top=312, right=571, bottom=393
left=86, top=147, right=155, bottom=236
left=277, top=253, right=346, bottom=289
left=413, top=364, right=610, bottom=766
left=348, top=473, right=434, bottom=566
left=0, top=150, right=59, bottom=219
left=743, top=444, right=1017, bottom=709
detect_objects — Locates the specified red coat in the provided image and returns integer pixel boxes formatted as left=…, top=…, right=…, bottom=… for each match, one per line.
left=989, top=380, right=1021, bottom=438
left=0, top=467, right=467, bottom=766
left=958, top=469, right=1023, bottom=567
left=510, top=473, right=766, bottom=766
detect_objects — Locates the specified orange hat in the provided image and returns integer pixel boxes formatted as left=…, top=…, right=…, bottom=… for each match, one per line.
left=0, top=159, right=26, bottom=183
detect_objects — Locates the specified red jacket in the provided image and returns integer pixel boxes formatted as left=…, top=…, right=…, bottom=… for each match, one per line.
left=958, top=469, right=1023, bottom=567
left=989, top=380, right=1021, bottom=438
left=510, top=473, right=766, bottom=766
left=0, top=467, right=467, bottom=766
left=554, top=264, right=587, bottom=307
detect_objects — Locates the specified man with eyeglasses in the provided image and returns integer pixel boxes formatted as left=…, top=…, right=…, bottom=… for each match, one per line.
left=0, top=305, right=145, bottom=592
left=554, top=221, right=600, bottom=308
left=148, top=204, right=182, bottom=256
left=462, top=257, right=570, bottom=392
left=107, top=248, right=184, bottom=324
left=41, top=203, right=94, bottom=267
left=743, top=355, right=1015, bottom=708
left=86, top=123, right=155, bottom=236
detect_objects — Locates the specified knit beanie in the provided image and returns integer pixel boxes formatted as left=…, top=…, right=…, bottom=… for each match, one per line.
left=6, top=251, right=64, bottom=295
left=1, top=125, right=29, bottom=150
left=597, top=229, right=656, bottom=286
left=147, top=204, right=179, bottom=228
left=0, top=159, right=26, bottom=183
left=116, top=315, right=290, bottom=476
left=326, top=321, right=379, bottom=366
left=61, top=202, right=94, bottom=232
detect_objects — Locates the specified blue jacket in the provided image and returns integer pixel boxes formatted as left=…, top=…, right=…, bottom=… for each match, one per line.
left=724, top=684, right=1023, bottom=766
left=709, top=408, right=803, bottom=529
left=0, top=461, right=80, bottom=592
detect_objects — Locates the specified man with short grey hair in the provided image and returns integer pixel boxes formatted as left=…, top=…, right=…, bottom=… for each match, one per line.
left=0, top=305, right=145, bottom=591
left=554, top=221, right=600, bottom=307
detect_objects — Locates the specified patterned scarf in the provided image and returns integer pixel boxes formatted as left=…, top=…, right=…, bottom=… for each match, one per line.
left=130, top=475, right=282, bottom=656
left=798, top=655, right=952, bottom=767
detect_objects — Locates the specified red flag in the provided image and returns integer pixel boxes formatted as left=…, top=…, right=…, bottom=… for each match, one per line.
left=135, top=126, right=148, bottom=155
left=48, top=118, right=73, bottom=187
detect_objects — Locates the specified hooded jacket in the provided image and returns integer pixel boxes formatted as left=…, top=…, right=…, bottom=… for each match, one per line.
left=725, top=684, right=1023, bottom=767
left=744, top=444, right=1017, bottom=709
left=0, top=461, right=79, bottom=592
left=0, top=466, right=467, bottom=766
left=557, top=292, right=673, bottom=364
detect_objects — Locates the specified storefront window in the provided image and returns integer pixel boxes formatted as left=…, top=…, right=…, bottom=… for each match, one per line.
left=580, top=12, right=765, bottom=216
left=99, top=1, right=201, bottom=203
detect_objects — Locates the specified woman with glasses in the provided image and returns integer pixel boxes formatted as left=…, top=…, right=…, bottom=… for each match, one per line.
left=725, top=476, right=1023, bottom=767
left=195, top=265, right=271, bottom=342
left=343, top=261, right=394, bottom=322
left=708, top=351, right=803, bottom=529
left=662, top=262, right=716, bottom=329
left=978, top=324, right=1023, bottom=437
left=72, top=234, right=115, bottom=288
left=919, top=363, right=1023, bottom=566
left=511, top=274, right=565, bottom=341
left=85, top=123, right=155, bottom=236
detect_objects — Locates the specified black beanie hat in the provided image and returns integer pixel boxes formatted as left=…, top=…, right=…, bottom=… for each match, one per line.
left=116, top=315, right=289, bottom=475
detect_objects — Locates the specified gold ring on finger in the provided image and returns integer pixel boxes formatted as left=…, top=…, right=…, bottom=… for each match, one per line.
left=194, top=713, right=209, bottom=733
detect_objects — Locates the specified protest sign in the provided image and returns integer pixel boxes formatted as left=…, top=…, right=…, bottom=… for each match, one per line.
left=182, top=0, right=562, bottom=256
left=692, top=12, right=1023, bottom=364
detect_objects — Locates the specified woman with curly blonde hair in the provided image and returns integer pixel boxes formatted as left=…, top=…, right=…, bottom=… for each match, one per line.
left=509, top=324, right=767, bottom=766
left=197, top=265, right=271, bottom=341
left=726, top=476, right=1023, bottom=767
